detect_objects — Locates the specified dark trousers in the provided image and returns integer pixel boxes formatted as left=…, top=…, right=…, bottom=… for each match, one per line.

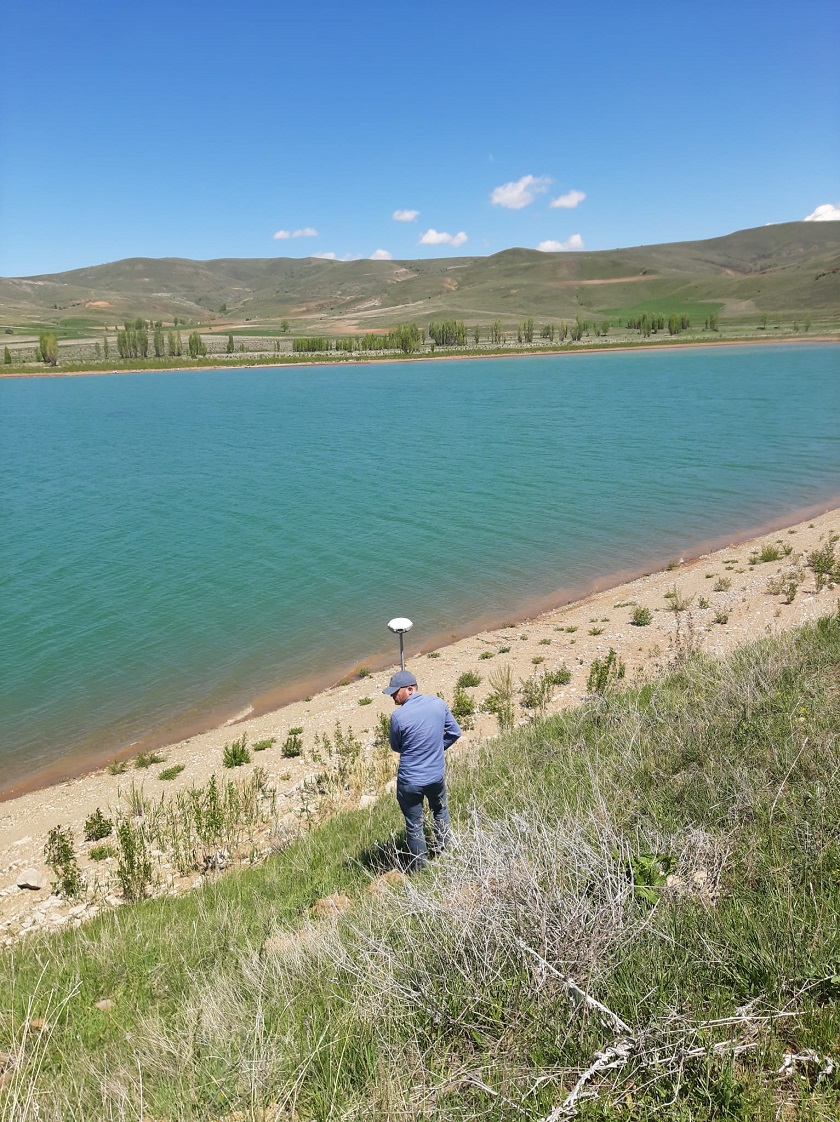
left=396, top=776, right=450, bottom=872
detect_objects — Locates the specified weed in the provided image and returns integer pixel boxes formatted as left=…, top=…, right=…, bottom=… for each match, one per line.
left=587, top=648, right=625, bottom=695
left=358, top=697, right=372, bottom=706
left=456, top=670, right=481, bottom=688
left=134, top=750, right=165, bottom=769
left=808, top=533, right=839, bottom=591
left=83, top=808, right=113, bottom=842
left=631, top=606, right=652, bottom=626
left=373, top=713, right=391, bottom=751
left=89, top=844, right=115, bottom=862
left=356, top=665, right=372, bottom=678
left=115, top=819, right=153, bottom=901
left=107, top=758, right=128, bottom=775
left=698, top=596, right=710, bottom=609
left=588, top=626, right=604, bottom=635
left=281, top=732, right=303, bottom=758
left=565, top=626, right=578, bottom=633
left=223, top=734, right=251, bottom=768
left=714, top=608, right=730, bottom=624
left=451, top=685, right=476, bottom=726
left=623, top=851, right=675, bottom=904
left=531, top=655, right=546, bottom=664
left=498, top=645, right=511, bottom=653
left=750, top=543, right=782, bottom=564
left=519, top=670, right=558, bottom=716
left=482, top=664, right=515, bottom=730
left=252, top=737, right=276, bottom=752
left=539, top=637, right=552, bottom=645
left=44, top=826, right=82, bottom=899
left=544, top=665, right=571, bottom=685
left=159, top=764, right=185, bottom=781
left=664, top=585, right=694, bottom=612
left=289, top=726, right=304, bottom=736
left=478, top=651, right=494, bottom=660
left=427, top=651, right=440, bottom=658
left=614, top=600, right=636, bottom=608
left=714, top=576, right=732, bottom=592
left=665, top=559, right=678, bottom=570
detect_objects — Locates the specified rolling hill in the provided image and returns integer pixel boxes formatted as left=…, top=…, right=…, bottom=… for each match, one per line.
left=1, top=222, right=838, bottom=333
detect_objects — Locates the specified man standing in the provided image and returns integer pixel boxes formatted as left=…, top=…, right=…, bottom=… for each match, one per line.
left=382, top=669, right=461, bottom=871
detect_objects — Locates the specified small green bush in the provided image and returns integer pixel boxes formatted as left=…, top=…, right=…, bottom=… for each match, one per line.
left=107, top=759, right=128, bottom=775
left=714, top=609, right=730, bottom=624
left=356, top=666, right=372, bottom=678
left=545, top=665, right=572, bottom=685
left=358, top=697, right=372, bottom=706
left=451, top=685, right=476, bottom=723
left=498, top=645, right=511, bottom=653
left=134, top=750, right=165, bottom=769
left=159, top=764, right=186, bottom=781
left=116, top=819, right=152, bottom=901
left=588, top=626, right=604, bottom=636
left=83, top=808, right=113, bottom=842
left=252, top=738, right=276, bottom=752
left=630, top=606, right=652, bottom=626
left=478, top=651, right=494, bottom=660
left=750, top=543, right=782, bottom=564
left=698, top=596, right=710, bottom=609
left=44, top=825, right=82, bottom=899
left=282, top=732, right=303, bottom=758
left=89, top=844, right=116, bottom=862
left=456, top=670, right=482, bottom=688
left=713, top=576, right=732, bottom=592
left=587, top=648, right=625, bottom=695
left=222, top=735, right=250, bottom=768
left=427, top=651, right=440, bottom=658
left=531, top=655, right=545, bottom=664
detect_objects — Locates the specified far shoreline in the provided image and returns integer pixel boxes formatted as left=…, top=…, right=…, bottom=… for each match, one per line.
left=1, top=332, right=837, bottom=381
left=3, top=490, right=839, bottom=805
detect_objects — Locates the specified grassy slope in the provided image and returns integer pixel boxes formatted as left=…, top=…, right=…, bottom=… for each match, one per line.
left=2, top=223, right=839, bottom=331
left=1, top=612, right=839, bottom=1120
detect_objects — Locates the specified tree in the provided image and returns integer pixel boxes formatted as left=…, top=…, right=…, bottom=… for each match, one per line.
left=3, top=346, right=11, bottom=364
left=153, top=324, right=165, bottom=357
left=103, top=333, right=109, bottom=359
left=38, top=332, right=58, bottom=365
left=522, top=318, right=534, bottom=344
left=280, top=319, right=290, bottom=333
left=226, top=333, right=235, bottom=354
left=188, top=331, right=206, bottom=358
left=473, top=325, right=480, bottom=346
left=491, top=320, right=503, bottom=345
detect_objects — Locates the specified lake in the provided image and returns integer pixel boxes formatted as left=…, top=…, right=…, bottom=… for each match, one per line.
left=1, top=343, right=838, bottom=793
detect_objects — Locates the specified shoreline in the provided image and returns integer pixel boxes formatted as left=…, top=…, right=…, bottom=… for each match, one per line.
left=1, top=333, right=837, bottom=381
left=1, top=502, right=838, bottom=944
left=4, top=490, right=840, bottom=804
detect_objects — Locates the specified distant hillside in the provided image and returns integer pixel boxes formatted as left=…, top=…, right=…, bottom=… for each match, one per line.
left=2, top=222, right=839, bottom=332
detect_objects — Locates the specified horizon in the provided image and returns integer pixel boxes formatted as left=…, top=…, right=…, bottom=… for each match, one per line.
left=1, top=0, right=838, bottom=277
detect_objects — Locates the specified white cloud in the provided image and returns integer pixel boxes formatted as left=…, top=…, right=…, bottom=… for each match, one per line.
left=370, top=249, right=393, bottom=260
left=393, top=209, right=419, bottom=222
left=418, top=228, right=468, bottom=247
left=273, top=227, right=318, bottom=240
left=550, top=189, right=586, bottom=209
left=490, top=174, right=551, bottom=210
left=536, top=234, right=585, bottom=252
left=804, top=202, right=840, bottom=222
left=313, top=251, right=361, bottom=261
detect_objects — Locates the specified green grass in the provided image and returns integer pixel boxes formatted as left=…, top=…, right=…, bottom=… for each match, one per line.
left=1, top=612, right=839, bottom=1119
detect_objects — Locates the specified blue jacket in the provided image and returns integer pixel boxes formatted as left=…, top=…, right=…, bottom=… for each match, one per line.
left=389, top=692, right=461, bottom=785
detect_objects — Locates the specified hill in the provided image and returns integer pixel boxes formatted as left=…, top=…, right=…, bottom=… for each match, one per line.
left=2, top=222, right=839, bottom=334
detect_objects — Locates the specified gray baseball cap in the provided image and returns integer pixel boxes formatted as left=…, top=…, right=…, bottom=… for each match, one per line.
left=382, top=670, right=418, bottom=695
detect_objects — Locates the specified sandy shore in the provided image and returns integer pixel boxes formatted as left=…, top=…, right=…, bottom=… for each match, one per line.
left=1, top=505, right=838, bottom=944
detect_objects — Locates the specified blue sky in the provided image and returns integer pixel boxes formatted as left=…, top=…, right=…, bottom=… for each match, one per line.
left=1, top=0, right=838, bottom=276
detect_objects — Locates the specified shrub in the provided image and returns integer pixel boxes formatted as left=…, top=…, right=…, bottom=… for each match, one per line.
left=478, top=651, right=494, bottom=660
left=630, top=606, right=652, bottom=626
left=281, top=732, right=303, bottom=758
left=252, top=738, right=276, bottom=752
left=531, top=655, right=545, bottom=664
left=427, top=651, right=440, bottom=658
left=83, top=808, right=113, bottom=842
left=134, top=750, right=165, bottom=769
left=750, top=543, right=782, bottom=564
left=808, top=534, right=839, bottom=591
left=498, top=645, right=511, bottom=653
left=451, top=686, right=476, bottom=725
left=89, top=844, right=116, bottom=862
left=588, top=626, right=604, bottom=636
left=545, top=665, right=572, bottom=685
left=482, top=665, right=515, bottom=730
left=358, top=697, right=372, bottom=706
left=713, top=576, right=732, bottom=592
left=222, top=735, right=250, bottom=768
left=664, top=586, right=694, bottom=612
left=714, top=609, right=730, bottom=624
left=698, top=596, right=710, bottom=609
left=44, top=826, right=82, bottom=899
left=587, top=648, right=625, bottom=695
left=159, top=764, right=186, bottom=781
left=116, top=819, right=153, bottom=901
left=356, top=666, right=372, bottom=679
left=456, top=670, right=482, bottom=688
left=107, top=759, right=128, bottom=775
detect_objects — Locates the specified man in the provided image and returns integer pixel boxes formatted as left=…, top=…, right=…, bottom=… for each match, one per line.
left=382, top=669, right=461, bottom=872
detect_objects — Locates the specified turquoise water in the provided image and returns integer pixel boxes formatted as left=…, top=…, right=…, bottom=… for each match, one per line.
left=1, top=344, right=838, bottom=792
